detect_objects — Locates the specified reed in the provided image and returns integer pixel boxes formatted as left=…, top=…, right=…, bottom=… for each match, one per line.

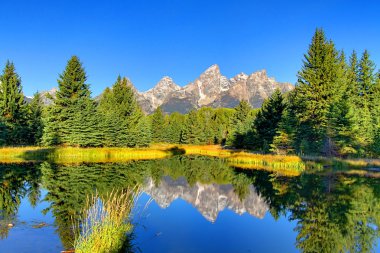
left=73, top=188, right=139, bottom=253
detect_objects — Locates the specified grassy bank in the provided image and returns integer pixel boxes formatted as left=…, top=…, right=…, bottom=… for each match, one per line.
left=0, top=146, right=170, bottom=163
left=180, top=145, right=306, bottom=176
left=1, top=144, right=379, bottom=176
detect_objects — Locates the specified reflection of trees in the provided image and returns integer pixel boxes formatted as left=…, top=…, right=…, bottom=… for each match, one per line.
left=40, top=162, right=147, bottom=249
left=2, top=157, right=378, bottom=252
left=39, top=156, right=249, bottom=249
left=238, top=169, right=380, bottom=253
left=0, top=163, right=41, bottom=239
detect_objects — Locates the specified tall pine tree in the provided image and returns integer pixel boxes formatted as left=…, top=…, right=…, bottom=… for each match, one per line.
left=226, top=100, right=252, bottom=147
left=290, top=29, right=347, bottom=155
left=151, top=107, right=166, bottom=143
left=28, top=92, right=44, bottom=145
left=42, top=56, right=99, bottom=146
left=0, top=61, right=28, bottom=144
left=98, top=76, right=147, bottom=147
left=253, top=89, right=286, bottom=152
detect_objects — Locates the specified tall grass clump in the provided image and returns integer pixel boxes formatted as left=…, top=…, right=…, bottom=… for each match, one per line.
left=74, top=188, right=139, bottom=253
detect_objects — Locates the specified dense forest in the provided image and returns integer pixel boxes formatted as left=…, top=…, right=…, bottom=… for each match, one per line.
left=0, top=29, right=379, bottom=157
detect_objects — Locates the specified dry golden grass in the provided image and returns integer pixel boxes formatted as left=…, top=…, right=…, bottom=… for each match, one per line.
left=0, top=146, right=170, bottom=164
left=1, top=145, right=378, bottom=176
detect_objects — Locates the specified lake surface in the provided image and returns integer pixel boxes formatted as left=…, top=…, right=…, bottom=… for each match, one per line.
left=0, top=156, right=379, bottom=253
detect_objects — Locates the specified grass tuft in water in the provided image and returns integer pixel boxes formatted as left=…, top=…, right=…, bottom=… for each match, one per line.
left=73, top=188, right=139, bottom=253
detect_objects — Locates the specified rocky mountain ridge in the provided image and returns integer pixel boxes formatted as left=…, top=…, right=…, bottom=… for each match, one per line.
left=138, top=64, right=293, bottom=113
left=38, top=64, right=294, bottom=114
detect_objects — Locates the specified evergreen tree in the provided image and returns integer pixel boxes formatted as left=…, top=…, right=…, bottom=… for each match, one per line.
left=42, top=56, right=93, bottom=146
left=358, top=50, right=376, bottom=101
left=0, top=61, right=28, bottom=144
left=181, top=110, right=202, bottom=144
left=97, top=87, right=118, bottom=146
left=226, top=100, right=252, bottom=148
left=70, top=99, right=102, bottom=147
left=0, top=120, right=6, bottom=145
left=197, top=107, right=218, bottom=144
left=347, top=51, right=359, bottom=99
left=98, top=76, right=144, bottom=147
left=28, top=92, right=44, bottom=145
left=151, top=107, right=166, bottom=143
left=253, top=89, right=286, bottom=152
left=290, top=29, right=347, bottom=155
left=350, top=51, right=377, bottom=153
left=212, top=108, right=234, bottom=145
left=165, top=112, right=185, bottom=143
left=131, top=116, right=151, bottom=147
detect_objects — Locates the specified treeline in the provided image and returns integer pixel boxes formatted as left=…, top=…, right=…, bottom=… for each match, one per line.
left=238, top=29, right=380, bottom=157
left=0, top=29, right=379, bottom=157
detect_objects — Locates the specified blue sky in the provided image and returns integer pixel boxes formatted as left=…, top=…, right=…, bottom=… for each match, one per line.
left=0, top=0, right=379, bottom=96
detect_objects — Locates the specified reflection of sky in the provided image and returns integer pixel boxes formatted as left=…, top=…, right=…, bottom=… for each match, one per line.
left=0, top=189, right=379, bottom=253
left=133, top=193, right=298, bottom=253
left=0, top=189, right=63, bottom=253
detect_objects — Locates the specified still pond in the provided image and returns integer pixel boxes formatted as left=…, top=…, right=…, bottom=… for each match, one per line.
left=0, top=156, right=379, bottom=252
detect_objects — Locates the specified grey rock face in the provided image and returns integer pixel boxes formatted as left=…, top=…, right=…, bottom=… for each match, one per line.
left=138, top=65, right=293, bottom=114
left=143, top=176, right=269, bottom=222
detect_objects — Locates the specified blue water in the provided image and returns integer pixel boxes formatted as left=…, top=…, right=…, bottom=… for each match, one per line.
left=0, top=190, right=62, bottom=253
left=133, top=194, right=298, bottom=253
left=0, top=160, right=379, bottom=252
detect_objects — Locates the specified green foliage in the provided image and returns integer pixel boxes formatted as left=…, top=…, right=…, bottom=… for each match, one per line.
left=98, top=76, right=147, bottom=147
left=0, top=120, right=7, bottom=145
left=288, top=29, right=356, bottom=155
left=226, top=100, right=254, bottom=148
left=0, top=61, right=29, bottom=145
left=270, top=130, right=294, bottom=155
left=130, top=115, right=151, bottom=147
left=164, top=112, right=185, bottom=143
left=151, top=107, right=166, bottom=143
left=181, top=110, right=202, bottom=144
left=42, top=56, right=96, bottom=146
left=69, top=99, right=103, bottom=147
left=253, top=89, right=286, bottom=152
left=28, top=92, right=44, bottom=145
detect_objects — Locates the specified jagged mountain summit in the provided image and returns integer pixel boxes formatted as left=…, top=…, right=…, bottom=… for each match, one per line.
left=38, top=64, right=294, bottom=114
left=137, top=64, right=293, bottom=114
left=143, top=176, right=269, bottom=222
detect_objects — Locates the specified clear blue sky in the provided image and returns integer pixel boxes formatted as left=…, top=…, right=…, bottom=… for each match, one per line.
left=0, top=0, right=379, bottom=96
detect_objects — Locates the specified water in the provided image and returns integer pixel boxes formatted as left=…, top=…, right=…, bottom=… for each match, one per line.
left=0, top=156, right=379, bottom=253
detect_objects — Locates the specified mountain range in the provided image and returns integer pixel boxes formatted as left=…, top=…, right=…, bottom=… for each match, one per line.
left=39, top=64, right=294, bottom=114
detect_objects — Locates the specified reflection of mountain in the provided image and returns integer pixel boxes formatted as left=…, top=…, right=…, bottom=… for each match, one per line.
left=144, top=176, right=269, bottom=222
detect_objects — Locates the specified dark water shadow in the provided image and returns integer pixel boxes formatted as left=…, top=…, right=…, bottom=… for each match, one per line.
left=17, top=148, right=57, bottom=162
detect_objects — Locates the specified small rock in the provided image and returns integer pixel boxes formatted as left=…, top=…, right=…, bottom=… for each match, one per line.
left=7, top=223, right=14, bottom=228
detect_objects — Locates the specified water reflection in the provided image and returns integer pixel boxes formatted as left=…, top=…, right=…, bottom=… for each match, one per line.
left=0, top=156, right=378, bottom=253
left=144, top=176, right=268, bottom=222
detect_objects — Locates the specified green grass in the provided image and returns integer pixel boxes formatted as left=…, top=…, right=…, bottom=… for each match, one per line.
left=1, top=144, right=378, bottom=176
left=73, top=188, right=139, bottom=253
left=0, top=146, right=170, bottom=163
